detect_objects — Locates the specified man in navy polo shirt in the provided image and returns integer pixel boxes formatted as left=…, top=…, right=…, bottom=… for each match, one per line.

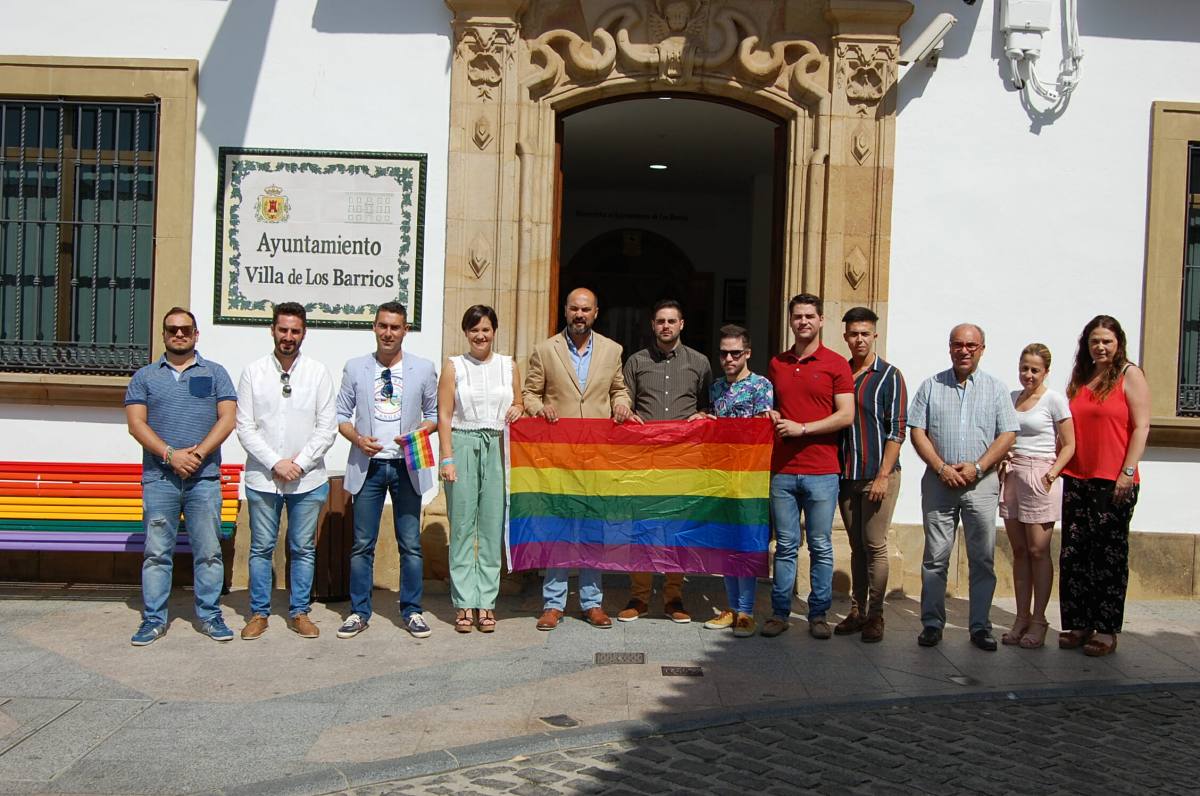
left=125, top=307, right=237, bottom=646
left=763, top=293, right=855, bottom=639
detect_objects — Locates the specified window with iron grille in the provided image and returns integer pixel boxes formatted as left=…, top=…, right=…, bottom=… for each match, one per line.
left=1181, top=143, right=1200, bottom=417
left=0, top=99, right=158, bottom=375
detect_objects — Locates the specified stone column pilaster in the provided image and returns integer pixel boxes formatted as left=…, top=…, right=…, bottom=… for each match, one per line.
left=444, top=1, right=528, bottom=357
left=823, top=0, right=911, bottom=350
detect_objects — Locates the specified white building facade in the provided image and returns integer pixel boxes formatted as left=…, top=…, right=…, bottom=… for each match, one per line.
left=3, top=0, right=1197, bottom=588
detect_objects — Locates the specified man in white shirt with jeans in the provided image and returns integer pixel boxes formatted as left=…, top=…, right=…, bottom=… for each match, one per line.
left=236, top=302, right=338, bottom=639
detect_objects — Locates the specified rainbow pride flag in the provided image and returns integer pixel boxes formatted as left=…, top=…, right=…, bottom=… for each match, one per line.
left=507, top=417, right=772, bottom=577
left=399, top=428, right=436, bottom=470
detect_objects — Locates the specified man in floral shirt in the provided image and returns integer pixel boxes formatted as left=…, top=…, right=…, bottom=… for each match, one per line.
left=701, top=324, right=773, bottom=637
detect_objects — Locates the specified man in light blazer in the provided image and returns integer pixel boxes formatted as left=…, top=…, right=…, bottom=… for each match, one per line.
left=335, top=301, right=438, bottom=640
left=523, top=287, right=634, bottom=631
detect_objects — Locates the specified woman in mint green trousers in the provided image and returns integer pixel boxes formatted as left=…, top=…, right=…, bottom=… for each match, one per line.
left=437, top=305, right=523, bottom=632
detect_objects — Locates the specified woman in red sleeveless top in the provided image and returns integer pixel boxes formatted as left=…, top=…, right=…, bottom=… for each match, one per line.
left=1058, top=316, right=1150, bottom=657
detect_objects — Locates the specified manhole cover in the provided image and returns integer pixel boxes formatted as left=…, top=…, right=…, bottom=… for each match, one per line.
left=539, top=714, right=580, bottom=728
left=595, top=651, right=645, bottom=665
left=661, top=666, right=703, bottom=677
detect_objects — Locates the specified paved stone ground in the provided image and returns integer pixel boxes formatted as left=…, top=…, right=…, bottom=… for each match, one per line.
left=337, top=687, right=1200, bottom=796
left=0, top=577, right=1197, bottom=795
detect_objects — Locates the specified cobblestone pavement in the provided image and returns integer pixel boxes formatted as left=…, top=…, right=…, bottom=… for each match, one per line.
left=336, top=686, right=1200, bottom=795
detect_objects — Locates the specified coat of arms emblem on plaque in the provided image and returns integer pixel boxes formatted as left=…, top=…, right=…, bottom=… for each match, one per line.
left=255, top=184, right=290, bottom=223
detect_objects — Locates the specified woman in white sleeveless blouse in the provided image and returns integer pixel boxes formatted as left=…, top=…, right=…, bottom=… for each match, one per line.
left=437, top=305, right=523, bottom=632
left=999, top=343, right=1074, bottom=649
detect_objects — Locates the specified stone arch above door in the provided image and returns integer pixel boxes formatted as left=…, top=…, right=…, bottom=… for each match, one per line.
left=442, top=0, right=913, bottom=360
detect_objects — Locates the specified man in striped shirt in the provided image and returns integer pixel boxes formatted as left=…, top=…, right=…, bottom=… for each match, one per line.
left=835, top=307, right=907, bottom=643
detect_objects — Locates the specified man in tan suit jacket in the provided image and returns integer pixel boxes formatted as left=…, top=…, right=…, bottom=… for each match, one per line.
left=524, top=288, right=634, bottom=631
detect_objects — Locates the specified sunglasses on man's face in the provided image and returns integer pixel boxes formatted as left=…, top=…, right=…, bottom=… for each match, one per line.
left=718, top=349, right=746, bottom=360
left=164, top=325, right=195, bottom=337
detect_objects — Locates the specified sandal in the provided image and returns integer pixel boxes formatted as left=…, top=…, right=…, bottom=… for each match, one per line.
left=1058, top=629, right=1094, bottom=649
left=1083, top=633, right=1117, bottom=657
left=476, top=609, right=496, bottom=634
left=1001, top=615, right=1031, bottom=646
left=1019, top=619, right=1050, bottom=649
left=454, top=609, right=474, bottom=633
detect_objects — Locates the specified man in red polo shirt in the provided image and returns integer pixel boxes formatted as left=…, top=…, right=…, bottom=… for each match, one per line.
left=763, top=293, right=855, bottom=638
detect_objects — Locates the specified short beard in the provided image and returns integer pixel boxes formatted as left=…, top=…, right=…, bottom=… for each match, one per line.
left=165, top=340, right=195, bottom=356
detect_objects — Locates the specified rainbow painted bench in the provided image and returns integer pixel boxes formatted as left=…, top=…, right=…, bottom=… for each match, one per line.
left=0, top=462, right=241, bottom=552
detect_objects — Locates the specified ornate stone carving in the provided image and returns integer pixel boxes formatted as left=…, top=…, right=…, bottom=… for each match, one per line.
left=469, top=234, right=492, bottom=279
left=473, top=116, right=493, bottom=150
left=851, top=123, right=872, bottom=165
left=648, top=0, right=709, bottom=83
left=844, top=246, right=868, bottom=289
left=457, top=27, right=516, bottom=100
left=524, top=2, right=827, bottom=104
left=837, top=42, right=895, bottom=105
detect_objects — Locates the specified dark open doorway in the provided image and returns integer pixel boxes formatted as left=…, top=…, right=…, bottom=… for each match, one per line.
left=553, top=95, right=784, bottom=372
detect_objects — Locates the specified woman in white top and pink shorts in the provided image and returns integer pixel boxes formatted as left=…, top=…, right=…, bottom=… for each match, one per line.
left=1000, top=343, right=1075, bottom=649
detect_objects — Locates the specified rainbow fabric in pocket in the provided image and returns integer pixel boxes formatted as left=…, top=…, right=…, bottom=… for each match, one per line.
left=507, top=417, right=772, bottom=577
left=398, top=428, right=436, bottom=470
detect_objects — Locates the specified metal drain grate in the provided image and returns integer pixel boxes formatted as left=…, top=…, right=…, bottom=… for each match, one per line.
left=661, top=666, right=703, bottom=677
left=594, top=651, right=645, bottom=665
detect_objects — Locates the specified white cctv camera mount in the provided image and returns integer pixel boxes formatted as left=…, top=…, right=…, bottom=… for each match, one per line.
left=898, top=12, right=957, bottom=67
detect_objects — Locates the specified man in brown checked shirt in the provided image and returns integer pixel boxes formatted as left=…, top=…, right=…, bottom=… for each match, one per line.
left=617, top=299, right=712, bottom=625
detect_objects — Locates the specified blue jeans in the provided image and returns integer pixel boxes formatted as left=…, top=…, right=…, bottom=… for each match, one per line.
left=724, top=576, right=756, bottom=615
left=543, top=568, right=603, bottom=612
left=769, top=473, right=839, bottom=620
left=246, top=482, right=329, bottom=618
left=920, top=469, right=1000, bottom=634
left=141, top=476, right=224, bottom=625
left=350, top=459, right=423, bottom=621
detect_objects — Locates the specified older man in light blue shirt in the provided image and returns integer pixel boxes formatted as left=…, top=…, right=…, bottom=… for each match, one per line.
left=908, top=323, right=1017, bottom=651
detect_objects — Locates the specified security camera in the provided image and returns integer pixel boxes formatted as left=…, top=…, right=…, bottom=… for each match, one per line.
left=898, top=13, right=958, bottom=66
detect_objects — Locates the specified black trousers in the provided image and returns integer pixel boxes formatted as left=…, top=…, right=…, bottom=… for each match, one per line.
left=1059, top=475, right=1139, bottom=634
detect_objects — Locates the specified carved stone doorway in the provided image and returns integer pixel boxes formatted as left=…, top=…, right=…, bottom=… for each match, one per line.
left=442, top=0, right=913, bottom=361
left=555, top=93, right=782, bottom=368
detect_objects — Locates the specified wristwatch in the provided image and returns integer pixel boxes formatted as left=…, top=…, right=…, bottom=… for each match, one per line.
left=1121, top=466, right=1136, bottom=477
left=973, top=461, right=983, bottom=479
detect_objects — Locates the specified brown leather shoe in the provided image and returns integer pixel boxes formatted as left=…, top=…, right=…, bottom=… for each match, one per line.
left=287, top=613, right=320, bottom=639
left=809, top=617, right=832, bottom=640
left=583, top=607, right=613, bottom=628
left=860, top=614, right=884, bottom=643
left=241, top=615, right=269, bottom=640
left=834, top=608, right=867, bottom=635
left=617, top=599, right=649, bottom=622
left=536, top=608, right=563, bottom=631
left=664, top=600, right=691, bottom=624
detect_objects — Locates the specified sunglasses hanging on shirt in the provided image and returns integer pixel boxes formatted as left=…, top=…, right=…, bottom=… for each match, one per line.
left=380, top=369, right=394, bottom=400
left=280, top=371, right=292, bottom=397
